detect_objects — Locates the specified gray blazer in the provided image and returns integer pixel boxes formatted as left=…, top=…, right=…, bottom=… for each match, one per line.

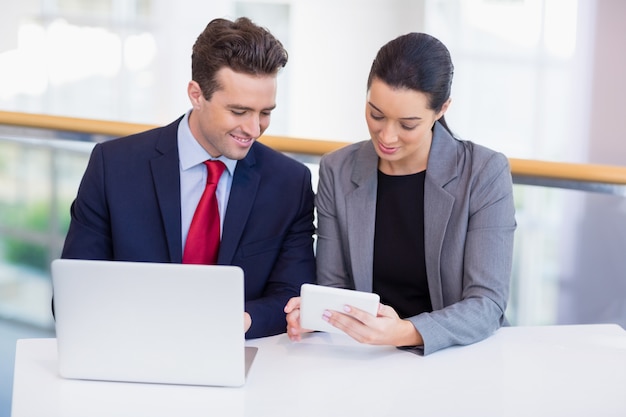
left=315, top=122, right=517, bottom=355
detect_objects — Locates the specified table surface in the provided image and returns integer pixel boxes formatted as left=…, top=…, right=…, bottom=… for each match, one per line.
left=11, top=324, right=626, bottom=417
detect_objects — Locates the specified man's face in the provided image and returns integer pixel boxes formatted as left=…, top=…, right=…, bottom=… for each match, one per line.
left=187, top=67, right=277, bottom=159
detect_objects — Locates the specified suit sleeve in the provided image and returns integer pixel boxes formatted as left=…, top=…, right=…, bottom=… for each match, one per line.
left=244, top=166, right=317, bottom=339
left=409, top=152, right=517, bottom=355
left=61, top=143, right=114, bottom=260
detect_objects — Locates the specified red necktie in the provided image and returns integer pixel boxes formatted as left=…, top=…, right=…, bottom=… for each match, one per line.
left=183, top=160, right=226, bottom=264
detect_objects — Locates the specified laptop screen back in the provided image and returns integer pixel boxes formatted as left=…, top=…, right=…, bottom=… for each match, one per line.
left=51, top=259, right=246, bottom=387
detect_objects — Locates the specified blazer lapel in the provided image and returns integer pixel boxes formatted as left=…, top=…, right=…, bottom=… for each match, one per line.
left=424, top=123, right=458, bottom=309
left=346, top=142, right=379, bottom=292
left=151, top=119, right=184, bottom=262
left=218, top=148, right=259, bottom=264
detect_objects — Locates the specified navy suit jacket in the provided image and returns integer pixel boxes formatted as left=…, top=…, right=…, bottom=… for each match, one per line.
left=61, top=116, right=316, bottom=338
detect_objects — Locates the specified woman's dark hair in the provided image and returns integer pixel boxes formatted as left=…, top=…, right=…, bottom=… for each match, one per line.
left=367, top=32, right=454, bottom=133
left=192, top=17, right=288, bottom=101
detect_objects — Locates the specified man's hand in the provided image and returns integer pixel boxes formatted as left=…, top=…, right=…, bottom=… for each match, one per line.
left=244, top=312, right=252, bottom=332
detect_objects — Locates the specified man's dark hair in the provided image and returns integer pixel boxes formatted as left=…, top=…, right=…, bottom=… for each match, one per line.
left=192, top=17, right=288, bottom=100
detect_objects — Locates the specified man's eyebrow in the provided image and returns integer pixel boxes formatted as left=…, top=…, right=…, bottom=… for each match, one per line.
left=367, top=101, right=422, bottom=121
left=227, top=104, right=276, bottom=112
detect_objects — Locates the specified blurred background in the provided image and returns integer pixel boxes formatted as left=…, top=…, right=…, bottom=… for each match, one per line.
left=1, top=0, right=625, bottom=414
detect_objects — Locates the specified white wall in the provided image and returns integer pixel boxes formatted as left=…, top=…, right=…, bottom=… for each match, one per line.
left=286, top=0, right=426, bottom=141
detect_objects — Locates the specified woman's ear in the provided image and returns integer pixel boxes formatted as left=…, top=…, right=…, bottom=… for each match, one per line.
left=437, top=98, right=452, bottom=119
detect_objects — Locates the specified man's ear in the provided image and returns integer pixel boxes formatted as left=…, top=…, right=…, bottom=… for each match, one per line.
left=188, top=80, right=204, bottom=109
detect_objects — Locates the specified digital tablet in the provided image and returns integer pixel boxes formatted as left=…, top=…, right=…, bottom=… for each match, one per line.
left=299, top=284, right=380, bottom=334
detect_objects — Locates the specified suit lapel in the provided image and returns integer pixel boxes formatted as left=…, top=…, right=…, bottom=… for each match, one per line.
left=346, top=142, right=378, bottom=292
left=218, top=148, right=259, bottom=264
left=423, top=123, right=458, bottom=309
left=151, top=118, right=184, bottom=262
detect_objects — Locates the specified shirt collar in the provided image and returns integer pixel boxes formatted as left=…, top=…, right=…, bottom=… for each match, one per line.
left=178, top=109, right=238, bottom=176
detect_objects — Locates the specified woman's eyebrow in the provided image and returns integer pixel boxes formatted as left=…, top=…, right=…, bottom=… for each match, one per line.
left=367, top=101, right=383, bottom=113
left=368, top=102, right=422, bottom=121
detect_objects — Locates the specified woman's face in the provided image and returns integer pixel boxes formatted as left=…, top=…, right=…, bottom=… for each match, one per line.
left=365, top=78, right=449, bottom=175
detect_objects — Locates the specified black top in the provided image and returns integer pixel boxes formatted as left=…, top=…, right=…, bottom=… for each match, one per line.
left=373, top=170, right=432, bottom=318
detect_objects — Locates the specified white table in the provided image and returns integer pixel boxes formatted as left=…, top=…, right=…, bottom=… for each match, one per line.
left=11, top=324, right=626, bottom=417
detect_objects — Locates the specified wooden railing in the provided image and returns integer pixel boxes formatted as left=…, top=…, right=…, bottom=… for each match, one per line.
left=2, top=110, right=626, bottom=193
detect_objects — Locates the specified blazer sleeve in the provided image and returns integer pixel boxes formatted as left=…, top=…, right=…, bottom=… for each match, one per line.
left=409, top=152, right=517, bottom=355
left=315, top=151, right=356, bottom=289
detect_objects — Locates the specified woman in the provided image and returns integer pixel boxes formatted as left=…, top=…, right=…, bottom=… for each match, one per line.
left=285, top=32, right=516, bottom=355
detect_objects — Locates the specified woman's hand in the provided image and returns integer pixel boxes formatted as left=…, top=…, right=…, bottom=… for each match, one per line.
left=323, top=303, right=424, bottom=347
left=284, top=296, right=313, bottom=341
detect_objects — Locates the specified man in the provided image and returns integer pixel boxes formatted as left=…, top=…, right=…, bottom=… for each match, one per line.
left=60, top=17, right=316, bottom=339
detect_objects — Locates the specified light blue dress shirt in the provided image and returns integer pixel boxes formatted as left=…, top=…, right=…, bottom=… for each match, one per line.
left=177, top=110, right=237, bottom=251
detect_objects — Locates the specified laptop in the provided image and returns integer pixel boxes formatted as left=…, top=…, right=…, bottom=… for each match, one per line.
left=51, top=258, right=253, bottom=387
